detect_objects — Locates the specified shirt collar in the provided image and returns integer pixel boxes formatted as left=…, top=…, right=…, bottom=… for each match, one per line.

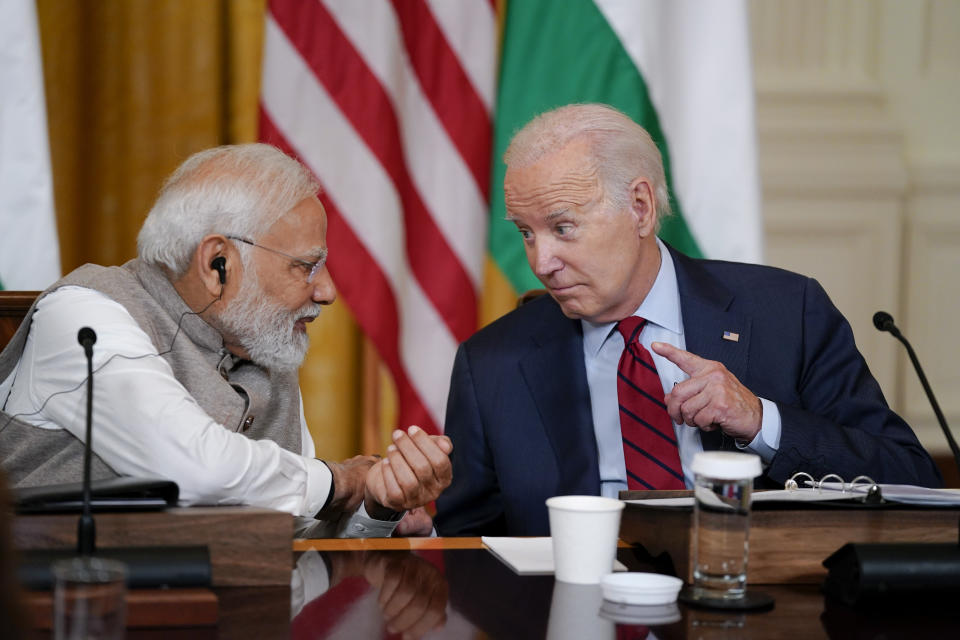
left=581, top=237, right=683, bottom=356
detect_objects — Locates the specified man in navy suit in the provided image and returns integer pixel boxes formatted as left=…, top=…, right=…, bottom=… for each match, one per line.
left=434, top=104, right=941, bottom=536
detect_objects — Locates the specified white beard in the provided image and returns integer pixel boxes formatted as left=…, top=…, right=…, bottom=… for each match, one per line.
left=217, top=269, right=320, bottom=372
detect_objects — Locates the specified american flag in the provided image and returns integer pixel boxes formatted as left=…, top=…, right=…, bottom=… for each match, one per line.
left=259, top=0, right=496, bottom=435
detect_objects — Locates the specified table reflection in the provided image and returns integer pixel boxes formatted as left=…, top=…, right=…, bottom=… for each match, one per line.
left=282, top=546, right=958, bottom=640
left=289, top=548, right=687, bottom=639
left=545, top=582, right=686, bottom=640
left=292, top=549, right=453, bottom=639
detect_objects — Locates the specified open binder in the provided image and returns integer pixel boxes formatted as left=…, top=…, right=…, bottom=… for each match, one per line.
left=624, top=473, right=960, bottom=509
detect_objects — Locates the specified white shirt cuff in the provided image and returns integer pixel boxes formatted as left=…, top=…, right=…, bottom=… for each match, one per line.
left=340, top=501, right=403, bottom=538
left=304, top=458, right=334, bottom=516
left=736, top=398, right=781, bottom=463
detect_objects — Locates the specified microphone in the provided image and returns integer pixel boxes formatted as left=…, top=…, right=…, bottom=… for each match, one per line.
left=873, top=311, right=960, bottom=477
left=872, top=311, right=896, bottom=335
left=77, top=327, right=97, bottom=555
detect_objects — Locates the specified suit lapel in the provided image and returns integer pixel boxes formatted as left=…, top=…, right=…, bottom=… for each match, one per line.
left=518, top=300, right=600, bottom=495
left=670, top=247, right=751, bottom=452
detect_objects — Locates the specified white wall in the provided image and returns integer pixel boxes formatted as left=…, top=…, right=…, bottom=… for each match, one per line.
left=749, top=0, right=960, bottom=455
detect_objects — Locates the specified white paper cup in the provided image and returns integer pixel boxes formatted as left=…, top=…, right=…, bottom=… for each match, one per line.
left=546, top=495, right=625, bottom=584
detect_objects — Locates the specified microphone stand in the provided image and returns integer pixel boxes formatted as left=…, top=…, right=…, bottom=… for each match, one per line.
left=78, top=328, right=96, bottom=555
left=874, top=312, right=960, bottom=475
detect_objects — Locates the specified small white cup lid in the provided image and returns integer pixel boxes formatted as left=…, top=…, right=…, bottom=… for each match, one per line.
left=600, top=572, right=683, bottom=605
left=691, top=451, right=761, bottom=480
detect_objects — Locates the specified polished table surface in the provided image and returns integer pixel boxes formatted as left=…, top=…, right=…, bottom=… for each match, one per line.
left=27, top=537, right=960, bottom=639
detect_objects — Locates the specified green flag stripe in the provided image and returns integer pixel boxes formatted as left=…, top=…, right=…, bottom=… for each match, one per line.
left=490, top=0, right=702, bottom=294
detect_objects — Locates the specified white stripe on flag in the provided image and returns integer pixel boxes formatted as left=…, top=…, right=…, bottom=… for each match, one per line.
left=325, top=0, right=487, bottom=288
left=262, top=16, right=456, bottom=427
left=595, top=0, right=762, bottom=263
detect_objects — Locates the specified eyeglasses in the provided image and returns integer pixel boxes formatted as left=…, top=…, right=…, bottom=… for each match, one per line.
left=226, top=235, right=327, bottom=284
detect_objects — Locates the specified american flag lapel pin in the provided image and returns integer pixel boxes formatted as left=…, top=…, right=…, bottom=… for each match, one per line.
left=722, top=330, right=740, bottom=342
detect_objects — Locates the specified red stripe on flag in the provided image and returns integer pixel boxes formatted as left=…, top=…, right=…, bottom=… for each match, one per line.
left=390, top=0, right=492, bottom=201
left=270, top=0, right=477, bottom=343
left=261, top=110, right=440, bottom=435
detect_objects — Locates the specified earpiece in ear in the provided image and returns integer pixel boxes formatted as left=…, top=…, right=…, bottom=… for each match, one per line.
left=210, top=256, right=227, bottom=285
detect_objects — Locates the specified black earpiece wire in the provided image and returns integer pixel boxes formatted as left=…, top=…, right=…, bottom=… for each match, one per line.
left=0, top=290, right=224, bottom=434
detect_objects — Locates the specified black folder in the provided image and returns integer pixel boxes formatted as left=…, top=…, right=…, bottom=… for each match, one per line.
left=14, top=477, right=178, bottom=514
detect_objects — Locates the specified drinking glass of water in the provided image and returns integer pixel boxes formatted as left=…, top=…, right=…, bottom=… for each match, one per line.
left=681, top=452, right=773, bottom=610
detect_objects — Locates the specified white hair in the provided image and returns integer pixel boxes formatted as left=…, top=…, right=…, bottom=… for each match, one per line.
left=137, top=143, right=320, bottom=276
left=504, top=103, right=672, bottom=219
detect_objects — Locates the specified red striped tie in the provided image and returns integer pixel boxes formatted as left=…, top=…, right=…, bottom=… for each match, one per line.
left=616, top=317, right=685, bottom=490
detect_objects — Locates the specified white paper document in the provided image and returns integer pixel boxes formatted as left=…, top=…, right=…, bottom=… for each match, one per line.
left=481, top=536, right=628, bottom=575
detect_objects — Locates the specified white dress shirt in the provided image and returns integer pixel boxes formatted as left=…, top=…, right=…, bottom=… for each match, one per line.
left=582, top=239, right=780, bottom=496
left=0, top=286, right=396, bottom=536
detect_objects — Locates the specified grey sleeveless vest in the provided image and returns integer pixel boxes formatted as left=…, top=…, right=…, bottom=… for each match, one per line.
left=0, top=259, right=302, bottom=487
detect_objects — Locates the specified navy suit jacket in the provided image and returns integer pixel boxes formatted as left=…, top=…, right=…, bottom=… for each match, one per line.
left=435, top=246, right=942, bottom=536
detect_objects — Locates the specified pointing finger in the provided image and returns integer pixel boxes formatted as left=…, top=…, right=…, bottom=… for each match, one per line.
left=650, top=341, right=709, bottom=375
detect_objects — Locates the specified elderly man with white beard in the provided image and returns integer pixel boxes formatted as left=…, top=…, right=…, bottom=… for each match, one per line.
left=0, top=144, right=451, bottom=537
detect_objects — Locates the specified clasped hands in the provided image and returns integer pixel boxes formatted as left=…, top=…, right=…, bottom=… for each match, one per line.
left=650, top=341, right=762, bottom=444
left=322, top=425, right=452, bottom=534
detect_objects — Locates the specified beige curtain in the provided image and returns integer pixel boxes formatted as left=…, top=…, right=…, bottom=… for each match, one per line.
left=35, top=0, right=517, bottom=460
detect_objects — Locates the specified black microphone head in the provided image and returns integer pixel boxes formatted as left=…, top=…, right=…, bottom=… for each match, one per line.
left=873, top=311, right=895, bottom=332
left=77, top=327, right=97, bottom=347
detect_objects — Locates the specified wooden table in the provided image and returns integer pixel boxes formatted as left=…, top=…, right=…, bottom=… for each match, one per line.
left=23, top=536, right=960, bottom=638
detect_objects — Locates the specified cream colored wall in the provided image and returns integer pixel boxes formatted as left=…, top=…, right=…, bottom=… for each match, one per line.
left=749, top=0, right=960, bottom=455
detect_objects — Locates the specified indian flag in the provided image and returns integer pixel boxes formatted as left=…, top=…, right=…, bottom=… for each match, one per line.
left=0, top=0, right=60, bottom=291
left=490, top=0, right=761, bottom=293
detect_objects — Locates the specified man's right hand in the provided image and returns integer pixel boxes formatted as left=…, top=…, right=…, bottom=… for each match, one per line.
left=364, top=426, right=453, bottom=520
left=318, top=454, right=379, bottom=518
